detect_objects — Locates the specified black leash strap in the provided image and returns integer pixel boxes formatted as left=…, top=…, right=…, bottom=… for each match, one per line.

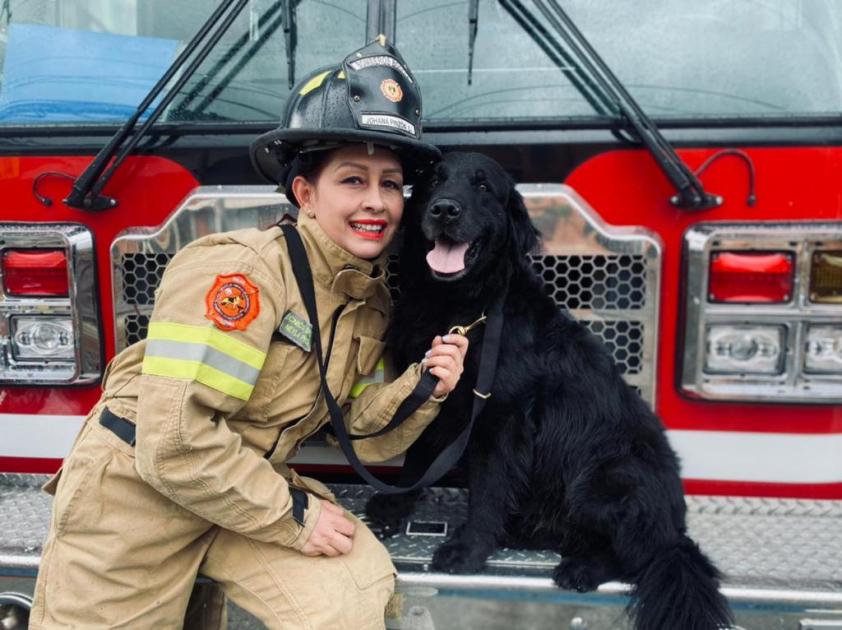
left=280, top=223, right=503, bottom=494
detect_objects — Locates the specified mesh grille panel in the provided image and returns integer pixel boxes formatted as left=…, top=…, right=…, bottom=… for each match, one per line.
left=585, top=320, right=644, bottom=375
left=121, top=253, right=172, bottom=307
left=124, top=314, right=151, bottom=347
left=111, top=186, right=660, bottom=406
left=531, top=254, right=647, bottom=310
left=117, top=253, right=648, bottom=377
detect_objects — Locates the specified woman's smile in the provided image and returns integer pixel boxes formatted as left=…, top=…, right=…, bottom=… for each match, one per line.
left=349, top=218, right=388, bottom=240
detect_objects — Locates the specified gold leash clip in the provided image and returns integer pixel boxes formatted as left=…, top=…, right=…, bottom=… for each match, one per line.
left=448, top=313, right=487, bottom=337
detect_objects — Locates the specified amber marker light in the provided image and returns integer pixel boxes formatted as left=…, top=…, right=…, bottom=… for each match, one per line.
left=809, top=250, right=842, bottom=304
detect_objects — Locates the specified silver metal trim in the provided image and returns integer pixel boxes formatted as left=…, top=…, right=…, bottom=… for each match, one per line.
left=0, top=223, right=101, bottom=384
left=0, top=592, right=33, bottom=610
left=112, top=184, right=662, bottom=406
left=111, top=186, right=285, bottom=352
left=523, top=184, right=662, bottom=406
left=682, top=222, right=842, bottom=402
left=396, top=573, right=842, bottom=607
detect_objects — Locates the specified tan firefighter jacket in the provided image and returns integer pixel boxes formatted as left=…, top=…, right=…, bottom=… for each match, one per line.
left=98, top=213, right=443, bottom=551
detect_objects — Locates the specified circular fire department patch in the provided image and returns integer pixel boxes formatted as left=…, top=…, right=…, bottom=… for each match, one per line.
left=379, top=78, right=403, bottom=103
left=205, top=274, right=260, bottom=331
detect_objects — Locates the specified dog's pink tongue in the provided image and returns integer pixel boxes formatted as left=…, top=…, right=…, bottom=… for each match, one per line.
left=426, top=239, right=470, bottom=274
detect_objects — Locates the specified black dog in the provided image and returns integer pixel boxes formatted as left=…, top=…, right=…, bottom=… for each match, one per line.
left=366, top=152, right=733, bottom=630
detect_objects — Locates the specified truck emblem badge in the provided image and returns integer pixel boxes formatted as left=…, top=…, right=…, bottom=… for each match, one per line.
left=205, top=274, right=260, bottom=331
left=380, top=78, right=403, bottom=103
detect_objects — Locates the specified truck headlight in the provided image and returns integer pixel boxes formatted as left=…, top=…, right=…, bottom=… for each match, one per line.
left=804, top=325, right=842, bottom=374
left=705, top=325, right=785, bottom=375
left=11, top=317, right=75, bottom=360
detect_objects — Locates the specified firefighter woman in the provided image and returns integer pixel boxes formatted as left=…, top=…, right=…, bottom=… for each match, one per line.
left=30, top=39, right=466, bottom=629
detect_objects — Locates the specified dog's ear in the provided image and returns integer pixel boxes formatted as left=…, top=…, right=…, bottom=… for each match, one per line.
left=507, top=183, right=540, bottom=256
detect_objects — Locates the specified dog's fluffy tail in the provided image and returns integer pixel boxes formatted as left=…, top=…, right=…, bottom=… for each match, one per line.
left=630, top=536, right=733, bottom=630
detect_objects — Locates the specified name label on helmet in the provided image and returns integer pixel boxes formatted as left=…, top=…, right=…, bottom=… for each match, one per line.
left=360, top=114, right=416, bottom=136
left=348, top=55, right=413, bottom=84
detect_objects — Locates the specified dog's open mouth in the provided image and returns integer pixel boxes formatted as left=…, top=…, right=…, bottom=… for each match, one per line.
left=425, top=236, right=479, bottom=280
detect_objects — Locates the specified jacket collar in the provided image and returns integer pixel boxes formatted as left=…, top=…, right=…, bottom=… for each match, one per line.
left=296, top=213, right=387, bottom=301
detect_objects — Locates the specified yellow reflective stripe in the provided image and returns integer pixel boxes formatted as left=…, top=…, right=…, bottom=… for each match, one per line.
left=142, top=355, right=254, bottom=401
left=299, top=70, right=330, bottom=96
left=147, top=322, right=265, bottom=369
left=350, top=359, right=386, bottom=399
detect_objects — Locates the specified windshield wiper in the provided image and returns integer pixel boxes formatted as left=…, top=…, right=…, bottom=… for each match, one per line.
left=175, top=1, right=288, bottom=119
left=502, top=0, right=720, bottom=210
left=282, top=0, right=299, bottom=89
left=65, top=0, right=250, bottom=211
left=467, top=0, right=479, bottom=85
left=500, top=0, right=614, bottom=117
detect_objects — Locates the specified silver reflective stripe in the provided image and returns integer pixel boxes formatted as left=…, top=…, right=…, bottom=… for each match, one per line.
left=144, top=339, right=261, bottom=386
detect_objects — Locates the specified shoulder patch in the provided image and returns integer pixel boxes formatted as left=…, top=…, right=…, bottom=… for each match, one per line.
left=205, top=274, right=260, bottom=331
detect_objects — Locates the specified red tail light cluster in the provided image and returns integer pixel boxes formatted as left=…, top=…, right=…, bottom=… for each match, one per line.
left=0, top=225, right=100, bottom=384
left=2, top=249, right=69, bottom=296
left=682, top=224, right=842, bottom=403
left=708, top=251, right=793, bottom=303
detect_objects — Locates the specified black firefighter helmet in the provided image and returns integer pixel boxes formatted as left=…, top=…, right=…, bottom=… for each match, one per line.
left=250, top=37, right=440, bottom=202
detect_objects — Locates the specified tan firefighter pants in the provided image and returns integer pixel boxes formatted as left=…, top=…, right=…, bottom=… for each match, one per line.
left=29, top=410, right=395, bottom=629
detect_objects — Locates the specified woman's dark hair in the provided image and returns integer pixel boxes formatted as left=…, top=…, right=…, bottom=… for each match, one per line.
left=283, top=149, right=333, bottom=207
left=282, top=144, right=407, bottom=207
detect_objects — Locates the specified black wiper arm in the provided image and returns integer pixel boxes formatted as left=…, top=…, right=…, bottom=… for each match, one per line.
left=467, top=0, right=479, bottom=85
left=500, top=0, right=615, bottom=117
left=282, top=0, right=298, bottom=89
left=178, top=1, right=287, bottom=118
left=517, top=0, right=720, bottom=210
left=65, top=0, right=249, bottom=211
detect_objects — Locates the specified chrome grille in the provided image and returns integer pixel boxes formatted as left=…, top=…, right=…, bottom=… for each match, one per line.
left=585, top=319, right=644, bottom=375
left=532, top=254, right=647, bottom=310
left=112, top=187, right=286, bottom=350
left=113, top=185, right=661, bottom=407
left=120, top=252, right=173, bottom=307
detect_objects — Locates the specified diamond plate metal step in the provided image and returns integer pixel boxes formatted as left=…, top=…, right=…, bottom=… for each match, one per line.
left=2, top=474, right=841, bottom=603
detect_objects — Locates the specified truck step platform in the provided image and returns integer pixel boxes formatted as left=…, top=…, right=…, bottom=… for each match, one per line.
left=2, top=473, right=842, bottom=629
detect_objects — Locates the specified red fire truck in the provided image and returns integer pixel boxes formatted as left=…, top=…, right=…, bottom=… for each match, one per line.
left=0, top=1, right=840, bottom=628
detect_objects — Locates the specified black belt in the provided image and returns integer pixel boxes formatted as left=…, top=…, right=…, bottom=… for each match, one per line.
left=97, top=405, right=309, bottom=524
left=99, top=407, right=136, bottom=446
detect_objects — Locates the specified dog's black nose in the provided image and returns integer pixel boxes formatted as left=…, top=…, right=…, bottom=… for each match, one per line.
left=429, top=199, right=461, bottom=222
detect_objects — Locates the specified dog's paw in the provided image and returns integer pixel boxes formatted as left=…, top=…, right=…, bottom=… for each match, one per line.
left=552, top=557, right=605, bottom=593
left=431, top=538, right=489, bottom=574
left=364, top=492, right=414, bottom=538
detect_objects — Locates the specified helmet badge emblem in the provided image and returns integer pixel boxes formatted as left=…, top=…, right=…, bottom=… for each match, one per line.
left=380, top=78, right=403, bottom=103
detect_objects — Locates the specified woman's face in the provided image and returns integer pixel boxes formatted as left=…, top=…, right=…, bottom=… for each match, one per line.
left=293, top=144, right=404, bottom=260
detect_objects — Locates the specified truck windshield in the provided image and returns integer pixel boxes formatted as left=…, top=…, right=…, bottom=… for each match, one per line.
left=0, top=0, right=839, bottom=128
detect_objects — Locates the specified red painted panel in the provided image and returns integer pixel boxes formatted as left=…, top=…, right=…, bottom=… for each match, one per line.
left=0, top=386, right=100, bottom=415
left=565, top=147, right=842, bottom=436
left=0, top=457, right=62, bottom=474
left=0, top=155, right=200, bottom=360
left=0, top=155, right=199, bottom=473
left=683, top=479, right=842, bottom=500
left=0, top=154, right=197, bottom=407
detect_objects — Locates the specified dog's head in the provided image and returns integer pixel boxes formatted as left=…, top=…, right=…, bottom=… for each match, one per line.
left=404, top=152, right=539, bottom=285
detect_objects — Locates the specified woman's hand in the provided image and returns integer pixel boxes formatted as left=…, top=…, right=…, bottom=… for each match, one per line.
left=422, top=334, right=469, bottom=398
left=300, top=500, right=356, bottom=557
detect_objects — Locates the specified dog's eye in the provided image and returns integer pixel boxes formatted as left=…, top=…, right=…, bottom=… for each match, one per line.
left=428, top=177, right=439, bottom=188
left=478, top=183, right=488, bottom=192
